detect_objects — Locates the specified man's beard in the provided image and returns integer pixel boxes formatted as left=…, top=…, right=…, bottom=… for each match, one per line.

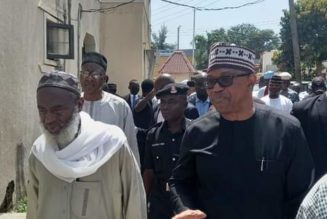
left=41, top=110, right=81, bottom=150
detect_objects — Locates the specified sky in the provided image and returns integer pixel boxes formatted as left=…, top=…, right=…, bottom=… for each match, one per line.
left=151, top=0, right=290, bottom=49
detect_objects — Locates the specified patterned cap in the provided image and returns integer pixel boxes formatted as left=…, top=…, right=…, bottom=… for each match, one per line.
left=37, top=71, right=80, bottom=97
left=269, top=75, right=282, bottom=85
left=156, top=83, right=189, bottom=98
left=82, top=52, right=108, bottom=71
left=208, top=43, right=256, bottom=74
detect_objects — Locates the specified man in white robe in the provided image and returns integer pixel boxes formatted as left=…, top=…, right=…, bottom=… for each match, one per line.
left=27, top=71, right=146, bottom=219
left=80, top=52, right=140, bottom=165
left=261, top=75, right=293, bottom=114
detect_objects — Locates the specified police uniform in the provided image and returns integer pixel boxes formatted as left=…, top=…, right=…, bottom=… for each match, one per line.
left=143, top=83, right=190, bottom=219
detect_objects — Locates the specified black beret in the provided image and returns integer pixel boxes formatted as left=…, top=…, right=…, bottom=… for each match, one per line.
left=156, top=83, right=189, bottom=98
left=37, top=71, right=80, bottom=97
left=82, top=52, right=108, bottom=71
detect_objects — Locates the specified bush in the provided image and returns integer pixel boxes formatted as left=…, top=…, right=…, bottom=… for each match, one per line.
left=15, top=197, right=27, bottom=213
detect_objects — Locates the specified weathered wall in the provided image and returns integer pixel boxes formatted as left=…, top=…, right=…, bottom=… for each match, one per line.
left=0, top=0, right=44, bottom=203
left=0, top=0, right=101, bottom=202
left=100, top=0, right=151, bottom=96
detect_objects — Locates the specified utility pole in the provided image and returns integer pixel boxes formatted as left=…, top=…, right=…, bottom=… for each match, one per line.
left=289, top=0, right=301, bottom=82
left=192, top=7, right=196, bottom=66
left=177, top=25, right=181, bottom=50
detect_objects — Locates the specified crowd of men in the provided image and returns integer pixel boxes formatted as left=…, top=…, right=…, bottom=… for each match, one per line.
left=26, top=43, right=327, bottom=219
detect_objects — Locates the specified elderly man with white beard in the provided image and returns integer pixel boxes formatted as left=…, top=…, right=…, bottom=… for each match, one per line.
left=26, top=71, right=146, bottom=219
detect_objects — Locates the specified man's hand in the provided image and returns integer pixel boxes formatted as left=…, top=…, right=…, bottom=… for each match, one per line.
left=145, top=89, right=156, bottom=100
left=172, top=209, right=207, bottom=219
left=134, top=89, right=156, bottom=112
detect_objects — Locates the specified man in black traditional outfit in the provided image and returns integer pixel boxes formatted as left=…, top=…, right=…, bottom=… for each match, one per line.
left=292, top=77, right=327, bottom=181
left=170, top=43, right=314, bottom=219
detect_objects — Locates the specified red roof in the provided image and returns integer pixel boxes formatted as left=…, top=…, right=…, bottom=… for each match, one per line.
left=158, top=51, right=196, bottom=74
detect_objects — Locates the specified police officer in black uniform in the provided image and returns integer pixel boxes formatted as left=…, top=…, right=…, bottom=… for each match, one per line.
left=143, top=83, right=190, bottom=219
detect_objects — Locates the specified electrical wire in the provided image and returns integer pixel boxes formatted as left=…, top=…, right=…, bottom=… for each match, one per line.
left=165, top=23, right=281, bottom=36
left=152, top=0, right=195, bottom=13
left=171, top=19, right=280, bottom=32
left=163, top=19, right=281, bottom=36
left=82, top=0, right=135, bottom=13
left=153, top=0, right=205, bottom=24
left=153, top=0, right=205, bottom=17
left=160, top=0, right=265, bottom=11
left=153, top=0, right=265, bottom=26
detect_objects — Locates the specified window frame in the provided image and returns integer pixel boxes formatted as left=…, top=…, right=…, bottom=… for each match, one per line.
left=46, top=20, right=74, bottom=60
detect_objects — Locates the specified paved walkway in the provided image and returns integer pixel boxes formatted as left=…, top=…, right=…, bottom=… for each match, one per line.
left=0, top=213, right=26, bottom=219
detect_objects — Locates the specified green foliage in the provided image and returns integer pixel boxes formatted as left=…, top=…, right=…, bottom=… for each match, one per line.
left=273, top=10, right=294, bottom=72
left=152, top=25, right=175, bottom=50
left=299, top=0, right=327, bottom=16
left=274, top=0, right=327, bottom=75
left=195, top=28, right=230, bottom=69
left=194, top=24, right=279, bottom=69
left=194, top=35, right=209, bottom=69
left=207, top=28, right=229, bottom=47
left=14, top=197, right=27, bottom=213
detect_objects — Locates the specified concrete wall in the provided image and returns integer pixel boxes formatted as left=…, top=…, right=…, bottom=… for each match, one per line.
left=262, top=50, right=278, bottom=73
left=100, top=0, right=151, bottom=96
left=0, top=0, right=101, bottom=202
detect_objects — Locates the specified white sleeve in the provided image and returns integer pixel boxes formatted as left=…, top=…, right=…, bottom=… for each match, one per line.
left=121, top=102, right=140, bottom=166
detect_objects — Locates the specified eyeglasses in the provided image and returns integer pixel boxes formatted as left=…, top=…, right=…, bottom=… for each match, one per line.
left=206, top=73, right=250, bottom=89
left=80, top=70, right=104, bottom=80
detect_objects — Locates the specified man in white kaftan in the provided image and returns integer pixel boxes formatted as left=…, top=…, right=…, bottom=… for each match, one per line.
left=261, top=74, right=293, bottom=114
left=82, top=91, right=139, bottom=164
left=27, top=71, right=146, bottom=219
left=80, top=52, right=140, bottom=165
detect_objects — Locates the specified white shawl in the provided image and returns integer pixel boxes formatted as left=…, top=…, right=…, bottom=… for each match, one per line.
left=32, top=112, right=127, bottom=182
